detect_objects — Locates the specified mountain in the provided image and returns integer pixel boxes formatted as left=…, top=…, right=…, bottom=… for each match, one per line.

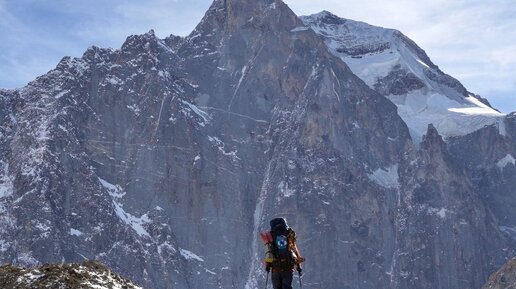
left=303, top=8, right=516, bottom=268
left=0, top=260, right=143, bottom=288
left=0, top=0, right=514, bottom=289
left=301, top=11, right=507, bottom=143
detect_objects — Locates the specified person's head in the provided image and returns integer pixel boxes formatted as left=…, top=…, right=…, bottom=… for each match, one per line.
left=270, top=217, right=288, bottom=231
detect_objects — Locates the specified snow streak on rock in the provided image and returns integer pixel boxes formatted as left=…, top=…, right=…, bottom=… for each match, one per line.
left=367, top=164, right=399, bottom=189
left=497, top=154, right=515, bottom=169
left=99, top=178, right=151, bottom=238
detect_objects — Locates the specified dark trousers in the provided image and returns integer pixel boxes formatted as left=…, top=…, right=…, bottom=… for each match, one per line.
left=271, top=271, right=293, bottom=289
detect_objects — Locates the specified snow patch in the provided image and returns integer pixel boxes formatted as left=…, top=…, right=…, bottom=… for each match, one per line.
left=181, top=100, right=210, bottom=126
left=428, top=207, right=448, bottom=219
left=54, top=90, right=69, bottom=99
left=497, top=119, right=507, bottom=136
left=389, top=91, right=504, bottom=142
left=127, top=104, right=141, bottom=115
left=416, top=58, right=430, bottom=69
left=180, top=248, right=204, bottom=262
left=158, top=70, right=170, bottom=79
left=278, top=181, right=295, bottom=199
left=0, top=161, right=13, bottom=198
left=208, top=136, right=223, bottom=145
left=157, top=39, right=175, bottom=54
left=99, top=178, right=126, bottom=198
left=157, top=241, right=176, bottom=255
left=208, top=136, right=240, bottom=161
left=367, top=164, right=399, bottom=189
left=497, top=154, right=515, bottom=169
left=448, top=96, right=503, bottom=116
left=106, top=75, right=123, bottom=85
left=99, top=178, right=151, bottom=238
left=70, top=228, right=84, bottom=236
left=113, top=202, right=151, bottom=238
left=342, top=50, right=399, bottom=87
left=17, top=271, right=43, bottom=284
left=74, top=265, right=143, bottom=289
left=291, top=26, right=310, bottom=32
left=500, top=226, right=516, bottom=240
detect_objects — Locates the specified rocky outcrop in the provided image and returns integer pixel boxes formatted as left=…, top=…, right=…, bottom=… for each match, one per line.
left=448, top=117, right=516, bottom=246
left=393, top=125, right=506, bottom=288
left=0, top=260, right=143, bottom=289
left=482, top=257, right=516, bottom=289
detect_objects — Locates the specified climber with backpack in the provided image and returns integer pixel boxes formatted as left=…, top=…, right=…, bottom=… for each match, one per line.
left=260, top=218, right=305, bottom=289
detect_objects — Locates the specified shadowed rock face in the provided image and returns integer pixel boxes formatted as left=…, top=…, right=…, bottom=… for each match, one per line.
left=0, top=0, right=513, bottom=289
left=448, top=116, right=516, bottom=246
left=394, top=125, right=507, bottom=289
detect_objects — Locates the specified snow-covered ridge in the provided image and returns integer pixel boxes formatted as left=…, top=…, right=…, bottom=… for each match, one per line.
left=302, top=11, right=506, bottom=143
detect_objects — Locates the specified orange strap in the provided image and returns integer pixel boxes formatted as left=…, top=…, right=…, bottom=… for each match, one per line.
left=290, top=239, right=303, bottom=262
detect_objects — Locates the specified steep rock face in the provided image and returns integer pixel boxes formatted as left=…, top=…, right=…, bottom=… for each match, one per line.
left=482, top=257, right=516, bottom=289
left=448, top=116, right=516, bottom=245
left=174, top=1, right=413, bottom=288
left=0, top=1, right=513, bottom=289
left=301, top=11, right=506, bottom=142
left=0, top=0, right=412, bottom=288
left=394, top=125, right=506, bottom=289
left=0, top=47, right=189, bottom=289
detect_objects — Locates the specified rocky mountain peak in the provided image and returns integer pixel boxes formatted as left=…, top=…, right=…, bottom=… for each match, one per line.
left=310, top=10, right=346, bottom=24
left=302, top=11, right=505, bottom=142
left=420, top=124, right=448, bottom=158
left=422, top=124, right=443, bottom=144
left=191, top=0, right=299, bottom=38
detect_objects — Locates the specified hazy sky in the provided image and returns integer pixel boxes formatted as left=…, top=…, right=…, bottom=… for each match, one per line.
left=1, top=0, right=514, bottom=112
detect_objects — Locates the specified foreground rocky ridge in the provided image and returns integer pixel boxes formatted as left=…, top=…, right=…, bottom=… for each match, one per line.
left=483, top=257, right=516, bottom=289
left=0, top=0, right=514, bottom=289
left=0, top=260, right=142, bottom=289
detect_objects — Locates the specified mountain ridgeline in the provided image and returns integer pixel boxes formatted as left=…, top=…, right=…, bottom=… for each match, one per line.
left=0, top=0, right=515, bottom=289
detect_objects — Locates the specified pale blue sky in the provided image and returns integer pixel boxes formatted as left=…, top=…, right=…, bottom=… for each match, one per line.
left=1, top=0, right=514, bottom=112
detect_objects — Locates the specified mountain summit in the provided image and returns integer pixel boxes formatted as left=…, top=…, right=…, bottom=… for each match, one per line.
left=302, top=11, right=506, bottom=142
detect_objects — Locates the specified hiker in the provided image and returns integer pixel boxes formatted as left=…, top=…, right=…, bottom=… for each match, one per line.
left=260, top=218, right=305, bottom=289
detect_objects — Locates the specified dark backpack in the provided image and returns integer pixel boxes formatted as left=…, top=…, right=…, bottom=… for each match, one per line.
left=270, top=218, right=295, bottom=270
